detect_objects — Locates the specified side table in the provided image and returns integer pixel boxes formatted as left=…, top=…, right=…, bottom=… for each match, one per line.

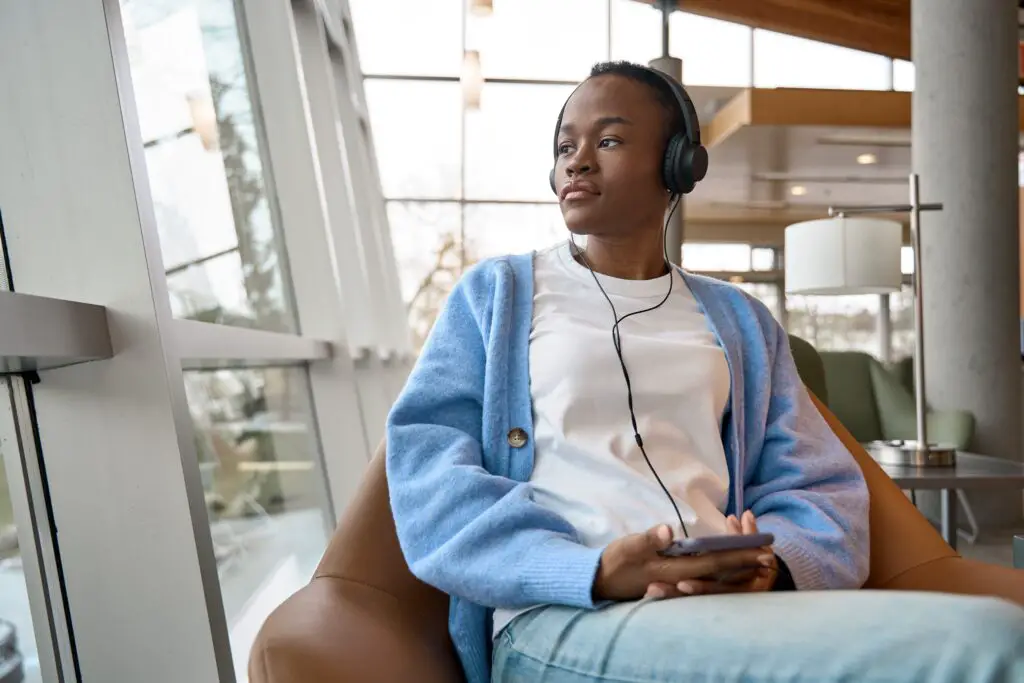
left=875, top=451, right=1024, bottom=551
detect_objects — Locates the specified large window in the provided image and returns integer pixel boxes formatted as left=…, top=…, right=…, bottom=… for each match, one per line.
left=351, top=0, right=918, bottom=354
left=120, top=3, right=349, bottom=676
left=753, top=29, right=891, bottom=90
left=466, top=0, right=609, bottom=82
left=611, top=1, right=752, bottom=86
left=0, top=1, right=398, bottom=680
left=123, top=0, right=298, bottom=333
left=185, top=367, right=331, bottom=676
left=464, top=84, right=576, bottom=201
left=364, top=80, right=463, bottom=199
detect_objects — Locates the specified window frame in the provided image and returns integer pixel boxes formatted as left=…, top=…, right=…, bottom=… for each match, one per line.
left=0, top=1, right=405, bottom=681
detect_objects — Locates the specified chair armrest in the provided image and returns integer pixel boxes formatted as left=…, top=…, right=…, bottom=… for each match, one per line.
left=877, top=555, right=1024, bottom=607
left=248, top=577, right=463, bottom=683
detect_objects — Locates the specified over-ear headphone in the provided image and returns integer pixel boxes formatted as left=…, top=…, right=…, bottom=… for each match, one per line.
left=549, top=66, right=709, bottom=197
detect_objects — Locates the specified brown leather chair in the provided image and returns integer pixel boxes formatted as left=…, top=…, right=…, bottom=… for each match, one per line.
left=248, top=394, right=1024, bottom=683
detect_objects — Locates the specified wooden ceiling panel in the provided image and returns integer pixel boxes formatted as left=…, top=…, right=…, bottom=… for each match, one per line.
left=635, top=0, right=911, bottom=60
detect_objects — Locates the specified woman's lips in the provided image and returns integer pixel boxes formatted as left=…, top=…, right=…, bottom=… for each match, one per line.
left=559, top=180, right=600, bottom=202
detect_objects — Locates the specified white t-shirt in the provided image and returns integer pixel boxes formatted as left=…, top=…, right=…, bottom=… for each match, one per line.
left=493, top=241, right=732, bottom=636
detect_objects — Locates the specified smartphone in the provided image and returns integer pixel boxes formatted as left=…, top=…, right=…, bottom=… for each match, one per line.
left=659, top=532, right=775, bottom=558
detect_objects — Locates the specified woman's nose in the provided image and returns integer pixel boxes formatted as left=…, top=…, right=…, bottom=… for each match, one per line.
left=567, top=149, right=595, bottom=176
left=567, top=161, right=591, bottom=177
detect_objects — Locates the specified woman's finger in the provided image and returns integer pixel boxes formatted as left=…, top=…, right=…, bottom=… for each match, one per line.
left=741, top=510, right=758, bottom=535
left=645, top=582, right=682, bottom=599
left=677, top=578, right=754, bottom=596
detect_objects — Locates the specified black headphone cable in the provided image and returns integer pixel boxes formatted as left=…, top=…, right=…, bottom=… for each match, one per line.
left=570, top=196, right=689, bottom=539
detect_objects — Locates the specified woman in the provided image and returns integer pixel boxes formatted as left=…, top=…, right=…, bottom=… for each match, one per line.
left=386, top=62, right=1024, bottom=683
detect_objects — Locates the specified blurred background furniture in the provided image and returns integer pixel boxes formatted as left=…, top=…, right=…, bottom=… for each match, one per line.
left=247, top=339, right=1024, bottom=683
left=818, top=350, right=981, bottom=545
left=879, top=452, right=1024, bottom=550
left=819, top=351, right=974, bottom=449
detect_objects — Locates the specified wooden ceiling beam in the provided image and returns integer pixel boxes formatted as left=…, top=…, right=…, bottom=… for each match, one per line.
left=633, top=0, right=911, bottom=60
left=705, top=88, right=1024, bottom=150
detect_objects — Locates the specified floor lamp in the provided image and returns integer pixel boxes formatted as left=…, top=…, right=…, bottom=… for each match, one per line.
left=785, top=173, right=956, bottom=467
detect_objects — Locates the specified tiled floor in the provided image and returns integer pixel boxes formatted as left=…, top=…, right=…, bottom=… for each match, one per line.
left=959, top=534, right=1016, bottom=567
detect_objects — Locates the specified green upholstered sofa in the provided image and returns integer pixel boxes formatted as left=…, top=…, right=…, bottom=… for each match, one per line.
left=818, top=351, right=974, bottom=450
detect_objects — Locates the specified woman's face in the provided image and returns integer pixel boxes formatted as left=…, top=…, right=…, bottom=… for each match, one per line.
left=554, top=75, right=672, bottom=238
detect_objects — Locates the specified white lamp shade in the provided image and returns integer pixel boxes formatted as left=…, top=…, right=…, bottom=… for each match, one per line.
left=785, top=217, right=902, bottom=295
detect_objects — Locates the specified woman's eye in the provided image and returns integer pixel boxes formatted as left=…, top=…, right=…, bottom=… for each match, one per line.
left=599, top=138, right=620, bottom=148
left=557, top=142, right=574, bottom=155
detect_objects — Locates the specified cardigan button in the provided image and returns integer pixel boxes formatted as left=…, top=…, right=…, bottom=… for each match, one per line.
left=507, top=428, right=528, bottom=449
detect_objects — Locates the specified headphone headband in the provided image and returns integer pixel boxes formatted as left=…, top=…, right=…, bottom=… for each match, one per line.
left=549, top=65, right=708, bottom=196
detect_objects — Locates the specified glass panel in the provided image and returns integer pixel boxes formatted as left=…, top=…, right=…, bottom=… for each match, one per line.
left=893, top=59, right=915, bottom=91
left=121, top=0, right=297, bottom=333
left=349, top=0, right=463, bottom=77
left=786, top=294, right=880, bottom=353
left=464, top=84, right=576, bottom=201
left=466, top=0, right=609, bottom=82
left=388, top=202, right=463, bottom=349
left=365, top=80, right=463, bottom=200
left=610, top=0, right=660, bottom=65
left=463, top=203, right=566, bottom=260
left=612, top=2, right=753, bottom=86
left=753, top=30, right=890, bottom=90
left=185, top=367, right=331, bottom=680
left=0, top=444, right=43, bottom=683
left=890, top=287, right=916, bottom=360
left=751, top=247, right=776, bottom=271
left=669, top=13, right=752, bottom=87
left=682, top=243, right=751, bottom=271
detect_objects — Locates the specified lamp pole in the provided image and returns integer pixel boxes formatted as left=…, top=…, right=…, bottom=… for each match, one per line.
left=650, top=0, right=684, bottom=264
left=828, top=173, right=952, bottom=466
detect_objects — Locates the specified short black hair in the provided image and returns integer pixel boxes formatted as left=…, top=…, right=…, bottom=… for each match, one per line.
left=588, top=61, right=685, bottom=136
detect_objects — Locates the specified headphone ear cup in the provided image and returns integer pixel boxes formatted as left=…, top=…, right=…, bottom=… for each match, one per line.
left=662, top=133, right=686, bottom=195
left=687, top=144, right=709, bottom=185
left=549, top=168, right=557, bottom=195
left=664, top=135, right=709, bottom=196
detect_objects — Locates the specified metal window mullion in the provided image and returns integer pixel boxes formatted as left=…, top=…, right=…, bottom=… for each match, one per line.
left=332, top=3, right=414, bottom=364
left=240, top=0, right=374, bottom=515
left=0, top=237, right=73, bottom=681
left=290, top=1, right=399, bottom=441
left=172, top=318, right=331, bottom=369
left=291, top=0, right=377, bottom=357
left=0, top=2, right=233, bottom=681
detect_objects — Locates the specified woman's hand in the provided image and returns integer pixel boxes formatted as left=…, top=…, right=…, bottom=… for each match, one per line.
left=643, top=511, right=778, bottom=600
left=592, top=522, right=773, bottom=602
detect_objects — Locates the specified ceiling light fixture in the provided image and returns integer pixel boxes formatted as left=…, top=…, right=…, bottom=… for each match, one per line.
left=857, top=153, right=878, bottom=165
left=461, top=50, right=483, bottom=110
left=470, top=0, right=493, bottom=16
left=790, top=185, right=808, bottom=196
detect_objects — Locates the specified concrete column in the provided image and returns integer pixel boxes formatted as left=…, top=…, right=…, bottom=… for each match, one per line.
left=650, top=55, right=684, bottom=265
left=912, top=0, right=1021, bottom=527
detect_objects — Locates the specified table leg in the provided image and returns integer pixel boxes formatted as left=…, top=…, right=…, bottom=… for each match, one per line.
left=940, top=488, right=958, bottom=551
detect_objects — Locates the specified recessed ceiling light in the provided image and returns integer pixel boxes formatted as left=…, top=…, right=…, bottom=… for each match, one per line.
left=857, top=153, right=878, bottom=165
left=790, top=185, right=807, bottom=196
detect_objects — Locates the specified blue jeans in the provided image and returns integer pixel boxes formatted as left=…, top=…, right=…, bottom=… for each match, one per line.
left=492, top=591, right=1024, bottom=682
